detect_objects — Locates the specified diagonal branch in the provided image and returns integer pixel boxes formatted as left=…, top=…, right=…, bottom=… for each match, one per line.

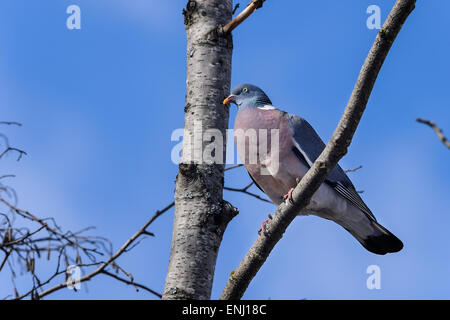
left=22, top=162, right=250, bottom=299
left=225, top=164, right=244, bottom=171
left=344, top=165, right=363, bottom=173
left=100, top=270, right=162, bottom=299
left=416, top=118, right=450, bottom=149
left=0, top=248, right=13, bottom=272
left=222, top=0, right=265, bottom=34
left=224, top=183, right=271, bottom=203
left=220, top=0, right=416, bottom=300
left=0, top=225, right=47, bottom=248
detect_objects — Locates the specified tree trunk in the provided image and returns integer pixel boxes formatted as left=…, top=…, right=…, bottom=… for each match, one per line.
left=163, top=0, right=235, bottom=300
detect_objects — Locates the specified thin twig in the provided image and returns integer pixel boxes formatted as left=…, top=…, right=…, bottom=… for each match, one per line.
left=225, top=164, right=244, bottom=171
left=220, top=0, right=416, bottom=300
left=0, top=122, right=22, bottom=126
left=222, top=0, right=265, bottom=34
left=416, top=118, right=450, bottom=149
left=0, top=175, right=16, bottom=180
left=0, top=248, right=13, bottom=272
left=0, top=225, right=47, bottom=248
left=224, top=165, right=271, bottom=203
left=15, top=262, right=105, bottom=300
left=0, top=147, right=27, bottom=161
left=101, top=270, right=162, bottom=299
left=1, top=197, right=89, bottom=250
left=344, top=165, right=363, bottom=173
left=224, top=184, right=271, bottom=203
left=232, top=3, right=240, bottom=15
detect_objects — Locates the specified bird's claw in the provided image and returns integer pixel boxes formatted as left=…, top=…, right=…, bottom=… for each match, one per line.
left=258, top=214, right=273, bottom=235
left=283, top=188, right=295, bottom=204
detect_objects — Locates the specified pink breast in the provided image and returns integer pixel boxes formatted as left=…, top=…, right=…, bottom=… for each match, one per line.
left=234, top=108, right=293, bottom=166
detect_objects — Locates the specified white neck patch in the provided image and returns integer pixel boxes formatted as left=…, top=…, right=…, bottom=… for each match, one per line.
left=257, top=105, right=276, bottom=110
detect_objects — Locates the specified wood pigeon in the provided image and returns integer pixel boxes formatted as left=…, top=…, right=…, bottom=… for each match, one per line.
left=224, top=83, right=403, bottom=255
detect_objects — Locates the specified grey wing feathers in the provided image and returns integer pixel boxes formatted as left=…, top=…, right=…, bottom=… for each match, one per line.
left=287, top=114, right=376, bottom=221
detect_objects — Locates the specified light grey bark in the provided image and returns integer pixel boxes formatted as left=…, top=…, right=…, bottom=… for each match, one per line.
left=162, top=0, right=236, bottom=300
left=220, top=0, right=416, bottom=300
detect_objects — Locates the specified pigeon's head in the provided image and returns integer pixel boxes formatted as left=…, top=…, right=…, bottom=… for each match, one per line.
left=223, top=84, right=272, bottom=109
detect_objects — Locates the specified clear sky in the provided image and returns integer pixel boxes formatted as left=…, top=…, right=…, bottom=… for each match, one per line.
left=0, top=0, right=449, bottom=299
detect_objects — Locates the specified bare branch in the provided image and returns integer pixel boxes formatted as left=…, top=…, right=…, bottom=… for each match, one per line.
left=0, top=122, right=169, bottom=300
left=232, top=3, right=240, bottom=15
left=220, top=0, right=416, bottom=300
left=0, top=225, right=46, bottom=248
left=343, top=166, right=364, bottom=193
left=224, top=183, right=271, bottom=203
left=344, top=165, right=363, bottom=173
left=36, top=202, right=174, bottom=299
left=0, top=122, right=22, bottom=126
left=0, top=248, right=13, bottom=272
left=0, top=175, right=16, bottom=180
left=101, top=270, right=162, bottom=299
left=0, top=187, right=117, bottom=297
left=222, top=0, right=265, bottom=34
left=225, top=164, right=244, bottom=171
left=0, top=197, right=99, bottom=253
left=225, top=164, right=272, bottom=202
left=0, top=147, right=27, bottom=161
left=416, top=118, right=450, bottom=149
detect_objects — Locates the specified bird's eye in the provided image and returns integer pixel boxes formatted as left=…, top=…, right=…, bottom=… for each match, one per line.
left=242, top=87, right=248, bottom=93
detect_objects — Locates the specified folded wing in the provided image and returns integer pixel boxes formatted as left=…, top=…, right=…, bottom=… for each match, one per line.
left=287, top=114, right=376, bottom=221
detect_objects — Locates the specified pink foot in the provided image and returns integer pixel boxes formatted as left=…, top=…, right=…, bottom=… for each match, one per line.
left=283, top=188, right=295, bottom=204
left=258, top=214, right=273, bottom=235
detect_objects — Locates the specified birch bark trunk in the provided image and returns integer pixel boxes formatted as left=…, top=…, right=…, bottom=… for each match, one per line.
left=163, top=0, right=235, bottom=300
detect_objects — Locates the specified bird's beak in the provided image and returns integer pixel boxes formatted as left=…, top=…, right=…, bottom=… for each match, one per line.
left=223, top=95, right=235, bottom=105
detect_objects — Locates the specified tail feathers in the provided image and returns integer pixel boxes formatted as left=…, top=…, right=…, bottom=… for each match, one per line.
left=347, top=221, right=403, bottom=255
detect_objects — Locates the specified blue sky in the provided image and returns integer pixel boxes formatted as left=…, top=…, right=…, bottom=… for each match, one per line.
left=0, top=0, right=449, bottom=299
